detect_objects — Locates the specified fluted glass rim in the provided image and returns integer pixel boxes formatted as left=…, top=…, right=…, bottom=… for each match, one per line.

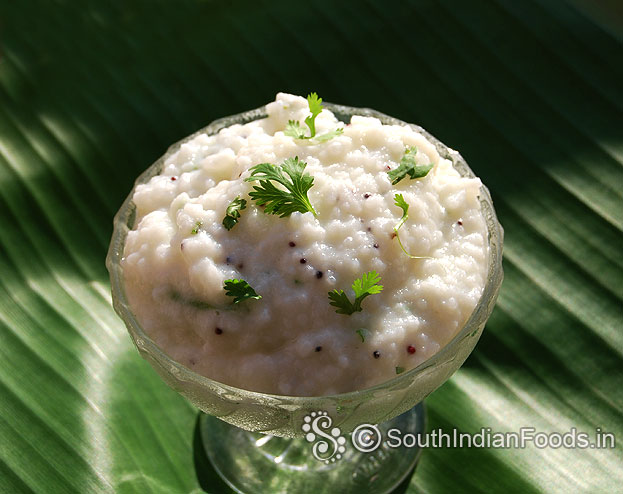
left=106, top=101, right=504, bottom=405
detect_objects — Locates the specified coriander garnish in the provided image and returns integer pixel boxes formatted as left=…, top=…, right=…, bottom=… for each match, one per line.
left=223, top=279, right=262, bottom=304
left=328, top=271, right=383, bottom=315
left=284, top=92, right=344, bottom=142
left=190, top=221, right=202, bottom=235
left=356, top=328, right=369, bottom=343
left=245, top=157, right=317, bottom=217
left=222, top=196, right=247, bottom=231
left=393, top=194, right=430, bottom=259
left=388, top=146, right=433, bottom=185
left=395, top=366, right=405, bottom=375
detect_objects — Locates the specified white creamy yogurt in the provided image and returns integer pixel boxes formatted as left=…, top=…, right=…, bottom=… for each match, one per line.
left=122, top=93, right=488, bottom=396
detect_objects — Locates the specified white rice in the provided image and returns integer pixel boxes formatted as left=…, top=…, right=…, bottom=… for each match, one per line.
left=122, top=93, right=488, bottom=396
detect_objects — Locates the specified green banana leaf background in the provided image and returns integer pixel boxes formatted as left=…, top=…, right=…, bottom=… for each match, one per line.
left=1, top=1, right=621, bottom=492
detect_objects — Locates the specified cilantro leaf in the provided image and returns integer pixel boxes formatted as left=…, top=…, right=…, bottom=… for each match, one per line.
left=284, top=120, right=306, bottom=139
left=396, top=366, right=405, bottom=375
left=328, top=271, right=383, bottom=315
left=327, top=290, right=353, bottom=315
left=223, top=279, right=262, bottom=304
left=304, top=92, right=323, bottom=138
left=388, top=146, right=434, bottom=185
left=352, top=271, right=384, bottom=298
left=190, top=221, right=202, bottom=235
left=394, top=193, right=410, bottom=231
left=393, top=194, right=430, bottom=259
left=356, top=328, right=369, bottom=343
left=222, top=196, right=247, bottom=231
left=313, top=128, right=344, bottom=142
left=284, top=92, right=343, bottom=142
left=244, top=157, right=317, bottom=217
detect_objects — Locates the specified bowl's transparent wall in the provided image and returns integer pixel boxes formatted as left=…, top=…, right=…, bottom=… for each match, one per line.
left=106, top=104, right=504, bottom=438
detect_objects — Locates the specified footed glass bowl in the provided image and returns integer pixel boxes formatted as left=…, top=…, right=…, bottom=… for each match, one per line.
left=107, top=103, right=503, bottom=493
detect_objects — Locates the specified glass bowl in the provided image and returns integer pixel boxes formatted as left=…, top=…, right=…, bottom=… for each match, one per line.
left=106, top=102, right=503, bottom=493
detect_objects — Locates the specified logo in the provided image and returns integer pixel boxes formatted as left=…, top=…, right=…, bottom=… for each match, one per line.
left=302, top=411, right=347, bottom=463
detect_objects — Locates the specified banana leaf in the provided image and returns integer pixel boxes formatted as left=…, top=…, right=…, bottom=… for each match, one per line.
left=0, top=0, right=621, bottom=492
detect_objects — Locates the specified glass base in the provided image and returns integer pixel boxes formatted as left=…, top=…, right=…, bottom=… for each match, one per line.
left=201, top=403, right=426, bottom=494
